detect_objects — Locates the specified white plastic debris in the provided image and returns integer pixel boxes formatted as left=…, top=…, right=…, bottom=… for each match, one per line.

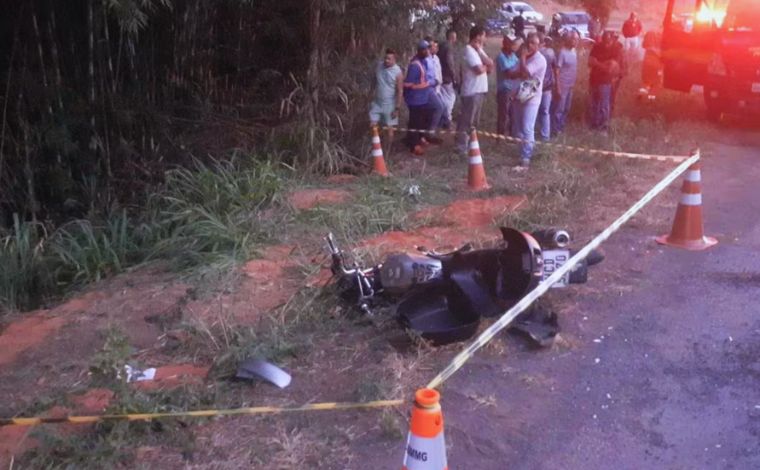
left=124, top=365, right=157, bottom=383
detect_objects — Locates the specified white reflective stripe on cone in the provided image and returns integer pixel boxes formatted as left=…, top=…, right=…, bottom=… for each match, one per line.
left=372, top=136, right=381, bottom=144
left=372, top=149, right=383, bottom=157
left=684, top=170, right=701, bottom=182
left=469, top=141, right=480, bottom=150
left=469, top=156, right=483, bottom=165
left=681, top=193, right=702, bottom=206
left=402, top=433, right=447, bottom=470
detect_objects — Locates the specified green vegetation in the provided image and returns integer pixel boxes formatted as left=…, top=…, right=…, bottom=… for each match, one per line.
left=0, top=157, right=286, bottom=314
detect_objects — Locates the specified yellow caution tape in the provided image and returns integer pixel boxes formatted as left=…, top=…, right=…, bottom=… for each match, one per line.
left=0, top=399, right=404, bottom=427
left=379, top=126, right=690, bottom=163
left=426, top=150, right=701, bottom=389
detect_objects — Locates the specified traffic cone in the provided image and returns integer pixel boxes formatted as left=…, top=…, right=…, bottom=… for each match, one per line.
left=466, top=129, right=490, bottom=191
left=656, top=160, right=717, bottom=251
left=402, top=389, right=447, bottom=470
left=371, top=126, right=389, bottom=176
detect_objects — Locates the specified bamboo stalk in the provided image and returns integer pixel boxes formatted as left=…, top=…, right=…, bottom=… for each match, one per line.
left=47, top=10, right=64, bottom=112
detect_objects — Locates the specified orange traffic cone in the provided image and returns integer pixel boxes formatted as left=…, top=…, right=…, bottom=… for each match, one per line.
left=467, top=129, right=490, bottom=191
left=656, top=160, right=717, bottom=251
left=402, top=389, right=447, bottom=470
left=371, top=127, right=389, bottom=176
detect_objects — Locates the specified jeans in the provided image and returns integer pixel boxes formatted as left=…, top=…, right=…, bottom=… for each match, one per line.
left=496, top=90, right=514, bottom=136
left=440, top=83, right=456, bottom=124
left=427, top=91, right=448, bottom=131
left=457, top=93, right=485, bottom=152
left=552, top=87, right=573, bottom=134
left=514, top=101, right=541, bottom=162
left=405, top=105, right=432, bottom=149
left=538, top=90, right=553, bottom=141
left=590, top=84, right=612, bottom=130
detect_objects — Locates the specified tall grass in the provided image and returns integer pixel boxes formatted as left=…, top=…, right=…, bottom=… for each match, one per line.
left=0, top=215, right=53, bottom=312
left=0, top=155, right=287, bottom=314
left=147, top=156, right=285, bottom=270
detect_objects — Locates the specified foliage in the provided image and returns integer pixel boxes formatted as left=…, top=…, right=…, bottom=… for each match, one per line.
left=581, top=0, right=617, bottom=23
left=0, top=215, right=52, bottom=312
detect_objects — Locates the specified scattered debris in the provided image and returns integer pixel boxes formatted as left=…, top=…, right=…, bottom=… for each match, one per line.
left=124, top=365, right=157, bottom=383
left=236, top=358, right=292, bottom=389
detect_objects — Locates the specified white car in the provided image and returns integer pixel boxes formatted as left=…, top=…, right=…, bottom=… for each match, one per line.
left=501, top=1, right=544, bottom=25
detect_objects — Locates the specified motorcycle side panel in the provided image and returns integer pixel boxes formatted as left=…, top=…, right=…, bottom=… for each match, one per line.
left=380, top=253, right=443, bottom=295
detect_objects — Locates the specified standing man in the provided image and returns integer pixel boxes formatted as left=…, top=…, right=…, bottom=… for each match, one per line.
left=369, top=48, right=403, bottom=153
left=552, top=31, right=579, bottom=135
left=425, top=38, right=446, bottom=142
left=610, top=32, right=626, bottom=113
left=514, top=32, right=547, bottom=168
left=537, top=34, right=557, bottom=142
left=622, top=12, right=643, bottom=60
left=438, top=29, right=458, bottom=128
left=496, top=34, right=523, bottom=136
left=456, top=26, right=493, bottom=154
left=403, top=40, right=432, bottom=155
left=588, top=15, right=602, bottom=42
left=512, top=9, right=526, bottom=39
left=588, top=31, right=619, bottom=131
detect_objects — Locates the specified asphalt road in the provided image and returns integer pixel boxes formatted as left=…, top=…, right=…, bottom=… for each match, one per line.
left=428, top=134, right=760, bottom=469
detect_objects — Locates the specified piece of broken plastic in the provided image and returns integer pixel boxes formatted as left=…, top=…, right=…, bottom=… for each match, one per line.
left=236, top=358, right=292, bottom=389
left=124, top=365, right=157, bottom=382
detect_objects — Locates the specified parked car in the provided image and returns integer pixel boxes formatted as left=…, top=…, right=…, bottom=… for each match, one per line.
left=501, top=2, right=544, bottom=25
left=486, top=10, right=513, bottom=36
left=553, top=11, right=592, bottom=39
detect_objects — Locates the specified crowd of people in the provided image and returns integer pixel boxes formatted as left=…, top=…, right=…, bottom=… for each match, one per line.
left=369, top=12, right=650, bottom=170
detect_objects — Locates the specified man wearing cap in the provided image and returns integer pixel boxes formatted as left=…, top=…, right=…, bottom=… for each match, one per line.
left=403, top=40, right=433, bottom=154
left=496, top=34, right=523, bottom=136
left=456, top=26, right=493, bottom=154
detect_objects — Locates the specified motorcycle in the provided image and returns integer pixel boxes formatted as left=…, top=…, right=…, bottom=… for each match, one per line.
left=325, top=227, right=603, bottom=346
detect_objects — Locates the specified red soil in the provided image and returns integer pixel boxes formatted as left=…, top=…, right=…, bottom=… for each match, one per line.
left=288, top=189, right=352, bottom=210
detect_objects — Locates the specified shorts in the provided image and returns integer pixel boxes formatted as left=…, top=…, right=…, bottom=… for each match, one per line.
left=369, top=101, right=398, bottom=126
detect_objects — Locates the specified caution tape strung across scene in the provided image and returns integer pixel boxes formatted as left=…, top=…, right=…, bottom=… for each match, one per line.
left=426, top=150, right=702, bottom=390
left=1, top=147, right=701, bottom=429
left=0, top=399, right=404, bottom=427
left=380, top=126, right=690, bottom=163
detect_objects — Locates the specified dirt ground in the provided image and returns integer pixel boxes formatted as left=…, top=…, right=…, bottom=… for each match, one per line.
left=2, top=11, right=760, bottom=469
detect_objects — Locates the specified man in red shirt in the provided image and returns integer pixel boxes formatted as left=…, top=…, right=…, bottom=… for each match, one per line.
left=588, top=32, right=620, bottom=131
left=622, top=12, right=643, bottom=59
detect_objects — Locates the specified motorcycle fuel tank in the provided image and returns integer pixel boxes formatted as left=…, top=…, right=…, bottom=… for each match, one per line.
left=379, top=252, right=443, bottom=295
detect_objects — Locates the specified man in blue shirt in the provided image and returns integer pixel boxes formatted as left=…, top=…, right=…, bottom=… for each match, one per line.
left=496, top=35, right=522, bottom=136
left=404, top=40, right=432, bottom=154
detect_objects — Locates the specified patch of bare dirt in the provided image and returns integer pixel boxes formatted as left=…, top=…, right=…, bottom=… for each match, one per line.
left=288, top=188, right=352, bottom=210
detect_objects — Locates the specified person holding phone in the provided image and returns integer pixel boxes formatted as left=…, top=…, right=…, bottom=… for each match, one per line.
left=513, top=32, right=547, bottom=168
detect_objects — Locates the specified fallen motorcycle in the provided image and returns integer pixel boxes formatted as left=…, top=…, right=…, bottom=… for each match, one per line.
left=325, top=228, right=603, bottom=346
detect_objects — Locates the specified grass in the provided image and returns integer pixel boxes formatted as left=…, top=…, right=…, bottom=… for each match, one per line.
left=0, top=215, right=52, bottom=313
left=0, top=155, right=287, bottom=315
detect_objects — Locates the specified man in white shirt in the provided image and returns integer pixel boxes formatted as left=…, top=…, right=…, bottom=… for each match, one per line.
left=456, top=25, right=493, bottom=154
left=514, top=32, right=547, bottom=168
